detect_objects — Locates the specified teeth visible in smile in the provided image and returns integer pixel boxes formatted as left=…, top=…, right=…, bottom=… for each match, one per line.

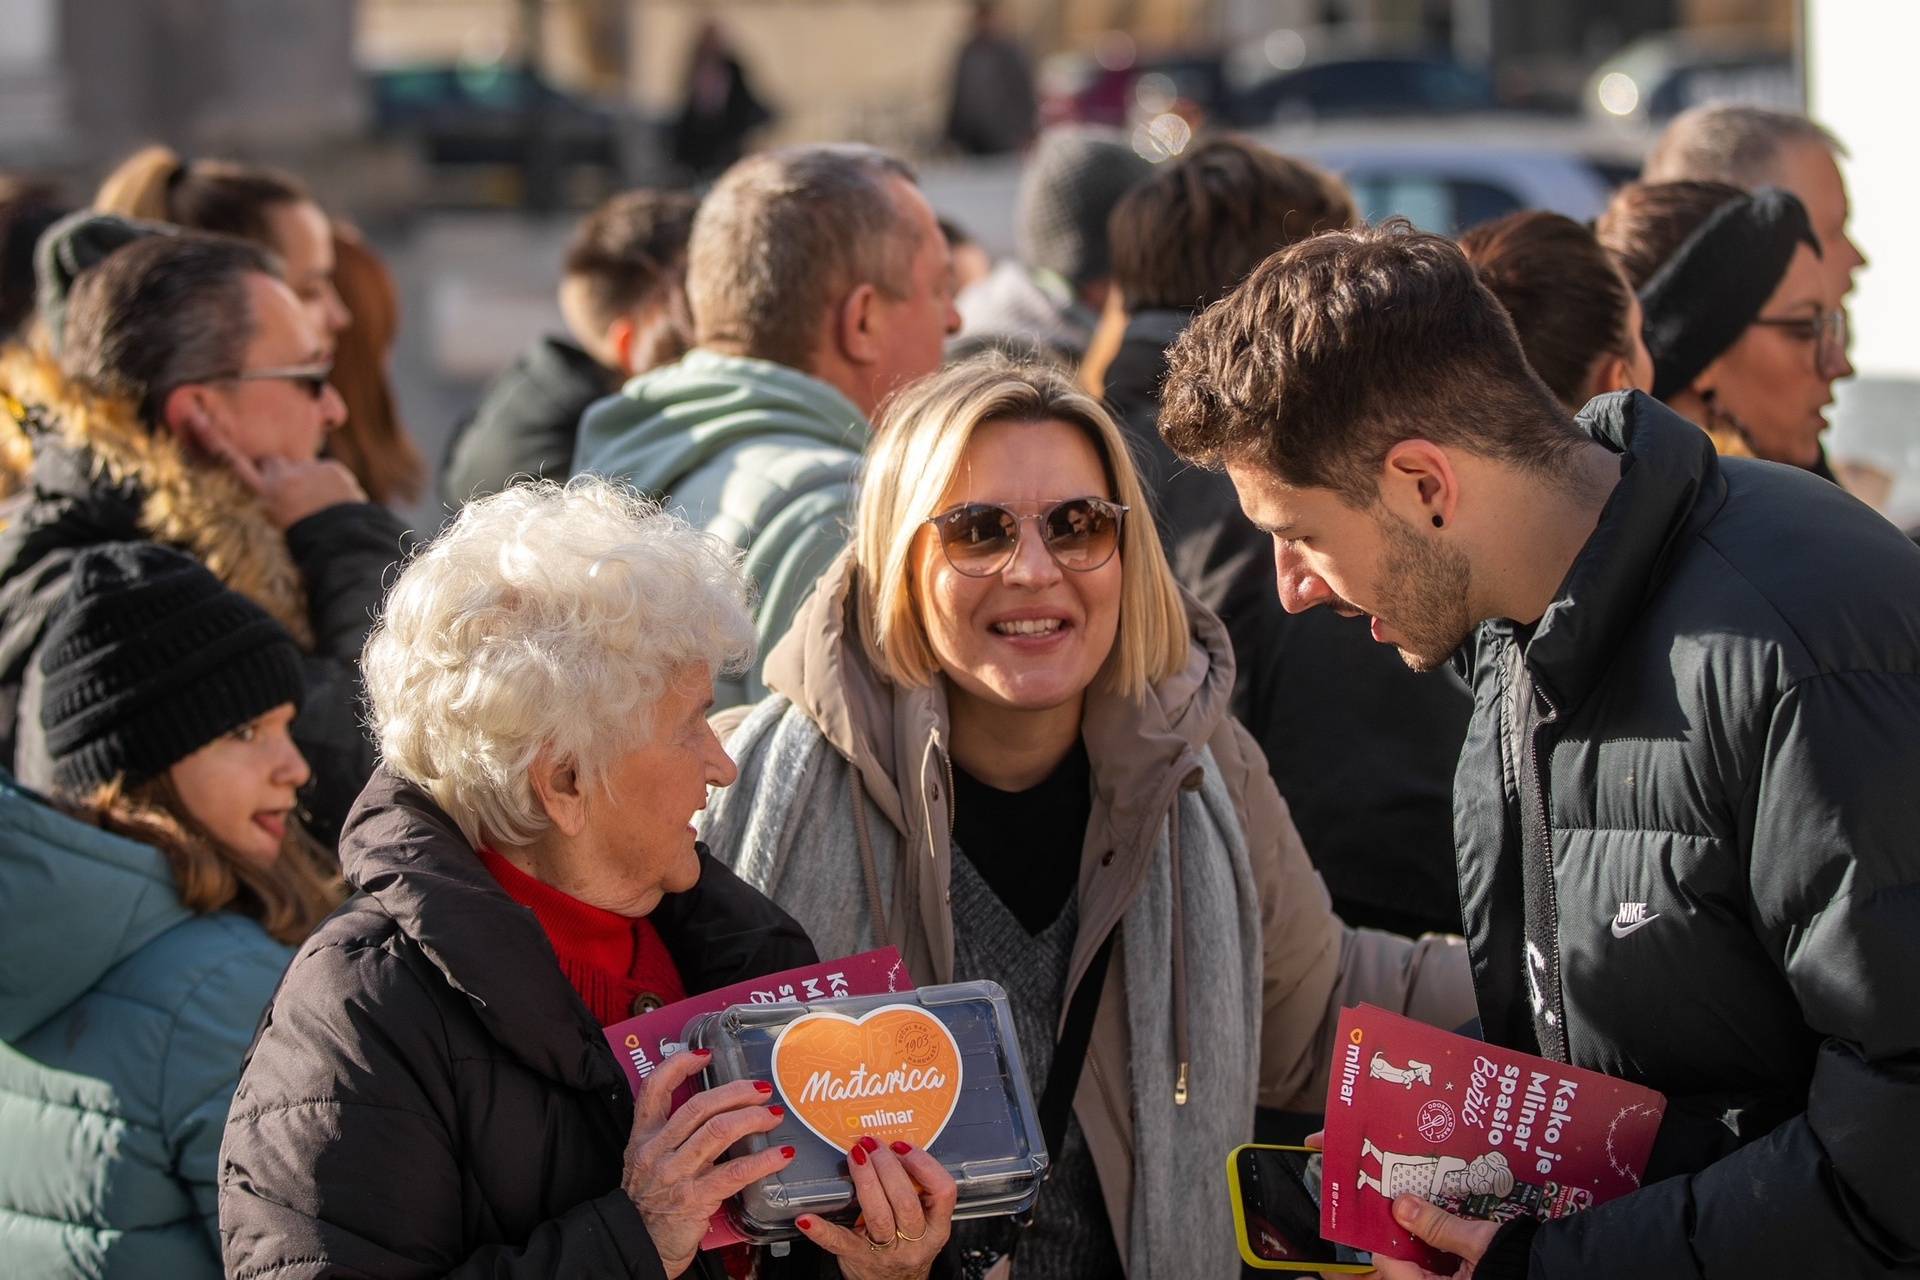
left=993, top=618, right=1064, bottom=636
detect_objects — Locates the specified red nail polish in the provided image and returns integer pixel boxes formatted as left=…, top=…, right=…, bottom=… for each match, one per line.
left=859, top=1135, right=880, bottom=1152
left=850, top=1143, right=868, bottom=1166
left=753, top=1081, right=773, bottom=1094
left=891, top=1140, right=912, bottom=1154
left=781, top=1145, right=796, bottom=1159
left=768, top=1105, right=785, bottom=1118
left=796, top=1215, right=814, bottom=1230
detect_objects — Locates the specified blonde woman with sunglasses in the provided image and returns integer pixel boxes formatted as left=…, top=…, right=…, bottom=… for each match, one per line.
left=700, top=353, right=1474, bottom=1280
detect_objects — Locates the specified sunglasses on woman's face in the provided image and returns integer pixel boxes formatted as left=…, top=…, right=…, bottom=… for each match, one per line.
left=924, top=497, right=1129, bottom=578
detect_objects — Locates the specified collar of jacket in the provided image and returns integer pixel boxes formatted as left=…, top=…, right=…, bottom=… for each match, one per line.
left=1483, top=390, right=1728, bottom=716
left=338, top=766, right=817, bottom=1089
left=0, top=344, right=314, bottom=647
left=759, top=547, right=1233, bottom=986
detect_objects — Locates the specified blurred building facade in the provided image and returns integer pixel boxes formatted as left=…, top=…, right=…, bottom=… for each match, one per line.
left=0, top=0, right=361, bottom=174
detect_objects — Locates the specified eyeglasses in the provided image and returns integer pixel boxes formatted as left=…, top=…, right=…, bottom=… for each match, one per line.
left=1751, top=308, right=1849, bottom=369
left=191, top=361, right=335, bottom=401
left=924, top=497, right=1128, bottom=578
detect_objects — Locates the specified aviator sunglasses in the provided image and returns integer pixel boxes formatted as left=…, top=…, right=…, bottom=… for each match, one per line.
left=924, top=497, right=1129, bottom=577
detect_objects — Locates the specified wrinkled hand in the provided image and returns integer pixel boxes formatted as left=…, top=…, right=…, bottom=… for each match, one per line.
left=622, top=1048, right=794, bottom=1280
left=799, top=1135, right=956, bottom=1280
left=186, top=418, right=364, bottom=527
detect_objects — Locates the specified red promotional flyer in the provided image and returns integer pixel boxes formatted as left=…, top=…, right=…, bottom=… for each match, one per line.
left=1319, top=1005, right=1666, bottom=1268
left=600, top=947, right=913, bottom=1250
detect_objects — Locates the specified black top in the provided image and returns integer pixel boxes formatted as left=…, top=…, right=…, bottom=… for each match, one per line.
left=952, top=739, right=1091, bottom=935
left=218, top=767, right=822, bottom=1280
left=439, top=335, right=618, bottom=513
left=1103, top=311, right=1471, bottom=935
left=1452, top=391, right=1920, bottom=1276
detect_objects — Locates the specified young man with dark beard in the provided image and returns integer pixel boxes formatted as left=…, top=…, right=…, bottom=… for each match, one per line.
left=1159, top=221, right=1920, bottom=1279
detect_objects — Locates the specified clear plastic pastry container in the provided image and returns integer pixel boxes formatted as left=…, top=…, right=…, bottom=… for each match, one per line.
left=684, top=980, right=1047, bottom=1243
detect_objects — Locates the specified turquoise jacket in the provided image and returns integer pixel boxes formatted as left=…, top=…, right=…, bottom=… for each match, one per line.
left=0, top=776, right=292, bottom=1277
left=573, top=349, right=870, bottom=708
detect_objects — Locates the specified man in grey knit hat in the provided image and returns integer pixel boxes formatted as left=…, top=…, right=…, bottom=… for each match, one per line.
left=952, top=125, right=1152, bottom=363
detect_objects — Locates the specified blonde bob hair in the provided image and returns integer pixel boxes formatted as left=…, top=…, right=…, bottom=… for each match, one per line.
left=856, top=354, right=1190, bottom=698
left=363, top=477, right=754, bottom=848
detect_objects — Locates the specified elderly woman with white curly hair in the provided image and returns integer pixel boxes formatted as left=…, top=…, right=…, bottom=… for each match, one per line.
left=218, top=478, right=956, bottom=1280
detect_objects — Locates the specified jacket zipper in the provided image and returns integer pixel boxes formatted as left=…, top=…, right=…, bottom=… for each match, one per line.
left=1527, top=673, right=1570, bottom=1061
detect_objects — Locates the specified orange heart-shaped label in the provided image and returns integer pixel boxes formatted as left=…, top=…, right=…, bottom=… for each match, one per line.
left=770, top=1003, right=962, bottom=1153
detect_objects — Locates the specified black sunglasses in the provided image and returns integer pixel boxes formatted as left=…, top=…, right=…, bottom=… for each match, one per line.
left=924, top=497, right=1128, bottom=578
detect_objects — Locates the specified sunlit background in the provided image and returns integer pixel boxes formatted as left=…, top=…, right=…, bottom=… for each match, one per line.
left=0, top=0, right=1910, bottom=524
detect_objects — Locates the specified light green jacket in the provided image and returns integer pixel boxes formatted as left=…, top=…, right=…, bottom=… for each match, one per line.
left=0, top=776, right=291, bottom=1277
left=572, top=349, right=870, bottom=708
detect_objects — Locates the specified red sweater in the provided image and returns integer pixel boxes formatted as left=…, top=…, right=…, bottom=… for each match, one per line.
left=476, top=846, right=687, bottom=1027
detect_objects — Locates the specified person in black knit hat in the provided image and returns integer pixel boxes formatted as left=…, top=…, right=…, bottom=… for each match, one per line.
left=0, top=541, right=342, bottom=1280
left=38, top=541, right=340, bottom=941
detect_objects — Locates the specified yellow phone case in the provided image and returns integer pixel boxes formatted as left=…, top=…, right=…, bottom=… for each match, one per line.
left=1226, top=1143, right=1374, bottom=1273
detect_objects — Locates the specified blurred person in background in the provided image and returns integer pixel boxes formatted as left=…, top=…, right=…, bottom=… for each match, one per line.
left=0, top=177, right=67, bottom=346
left=442, top=189, right=698, bottom=511
left=670, top=19, right=774, bottom=181
left=0, top=220, right=407, bottom=844
left=944, top=0, right=1037, bottom=157
left=327, top=223, right=425, bottom=507
left=1598, top=182, right=1852, bottom=478
left=1102, top=137, right=1468, bottom=936
left=0, top=544, right=340, bottom=1279
left=1644, top=103, right=1865, bottom=298
left=939, top=216, right=994, bottom=295
left=574, top=146, right=957, bottom=708
left=1459, top=210, right=1655, bottom=412
left=953, top=125, right=1151, bottom=364
left=94, top=146, right=426, bottom=505
left=702, top=354, right=1474, bottom=1280
left=220, top=478, right=955, bottom=1280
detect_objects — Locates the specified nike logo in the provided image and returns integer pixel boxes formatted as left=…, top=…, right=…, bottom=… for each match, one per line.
left=1610, top=902, right=1660, bottom=939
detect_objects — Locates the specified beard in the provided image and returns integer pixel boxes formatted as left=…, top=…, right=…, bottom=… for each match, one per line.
left=1369, top=510, right=1474, bottom=673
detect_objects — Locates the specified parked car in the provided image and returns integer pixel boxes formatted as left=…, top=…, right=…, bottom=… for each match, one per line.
left=1256, top=119, right=1638, bottom=233
left=1234, top=54, right=1498, bottom=125
left=367, top=63, right=631, bottom=199
left=1585, top=32, right=1797, bottom=127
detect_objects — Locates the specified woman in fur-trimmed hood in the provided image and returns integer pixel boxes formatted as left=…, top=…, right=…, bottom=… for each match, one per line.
left=0, top=217, right=409, bottom=843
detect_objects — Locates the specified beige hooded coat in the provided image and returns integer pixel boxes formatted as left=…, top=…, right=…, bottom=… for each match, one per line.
left=702, top=552, right=1475, bottom=1275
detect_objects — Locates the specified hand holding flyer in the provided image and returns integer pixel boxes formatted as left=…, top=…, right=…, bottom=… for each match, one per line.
left=1319, top=1005, right=1666, bottom=1268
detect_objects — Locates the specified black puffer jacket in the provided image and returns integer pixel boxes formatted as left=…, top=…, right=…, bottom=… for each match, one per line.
left=439, top=335, right=618, bottom=513
left=1456, top=393, right=1920, bottom=1277
left=0, top=432, right=407, bottom=845
left=1110, top=310, right=1471, bottom=934
left=218, top=768, right=821, bottom=1279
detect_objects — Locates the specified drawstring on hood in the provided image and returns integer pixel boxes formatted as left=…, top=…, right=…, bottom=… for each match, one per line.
left=1168, top=764, right=1205, bottom=1105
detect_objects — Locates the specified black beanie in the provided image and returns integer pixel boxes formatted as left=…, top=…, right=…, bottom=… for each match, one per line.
left=32, top=210, right=175, bottom=357
left=1016, top=126, right=1154, bottom=288
left=39, top=542, right=305, bottom=794
left=1639, top=187, right=1821, bottom=401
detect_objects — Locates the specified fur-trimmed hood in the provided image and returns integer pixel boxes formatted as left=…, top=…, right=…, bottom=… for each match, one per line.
left=0, top=343, right=312, bottom=647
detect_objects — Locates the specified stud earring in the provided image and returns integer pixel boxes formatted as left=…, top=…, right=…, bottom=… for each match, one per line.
left=1431, top=514, right=1445, bottom=529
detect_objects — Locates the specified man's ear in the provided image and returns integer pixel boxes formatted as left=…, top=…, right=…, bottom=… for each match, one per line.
left=1381, top=438, right=1459, bottom=529
left=160, top=384, right=217, bottom=447
left=834, top=283, right=883, bottom=367
left=529, top=748, right=590, bottom=838
left=1582, top=353, right=1627, bottom=402
left=606, top=315, right=639, bottom=376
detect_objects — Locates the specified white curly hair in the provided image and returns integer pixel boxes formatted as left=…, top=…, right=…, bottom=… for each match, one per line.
left=362, top=477, right=754, bottom=848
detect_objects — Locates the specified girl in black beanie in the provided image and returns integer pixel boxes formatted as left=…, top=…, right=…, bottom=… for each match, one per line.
left=37, top=540, right=341, bottom=943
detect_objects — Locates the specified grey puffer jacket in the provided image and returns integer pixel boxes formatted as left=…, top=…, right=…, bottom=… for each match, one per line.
left=1457, top=392, right=1920, bottom=1278
left=700, top=551, right=1476, bottom=1279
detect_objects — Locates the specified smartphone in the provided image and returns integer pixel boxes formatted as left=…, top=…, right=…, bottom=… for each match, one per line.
left=1227, top=1143, right=1374, bottom=1273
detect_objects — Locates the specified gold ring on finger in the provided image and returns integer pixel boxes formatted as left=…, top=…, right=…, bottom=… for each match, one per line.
left=895, top=1224, right=927, bottom=1243
left=865, top=1230, right=896, bottom=1250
